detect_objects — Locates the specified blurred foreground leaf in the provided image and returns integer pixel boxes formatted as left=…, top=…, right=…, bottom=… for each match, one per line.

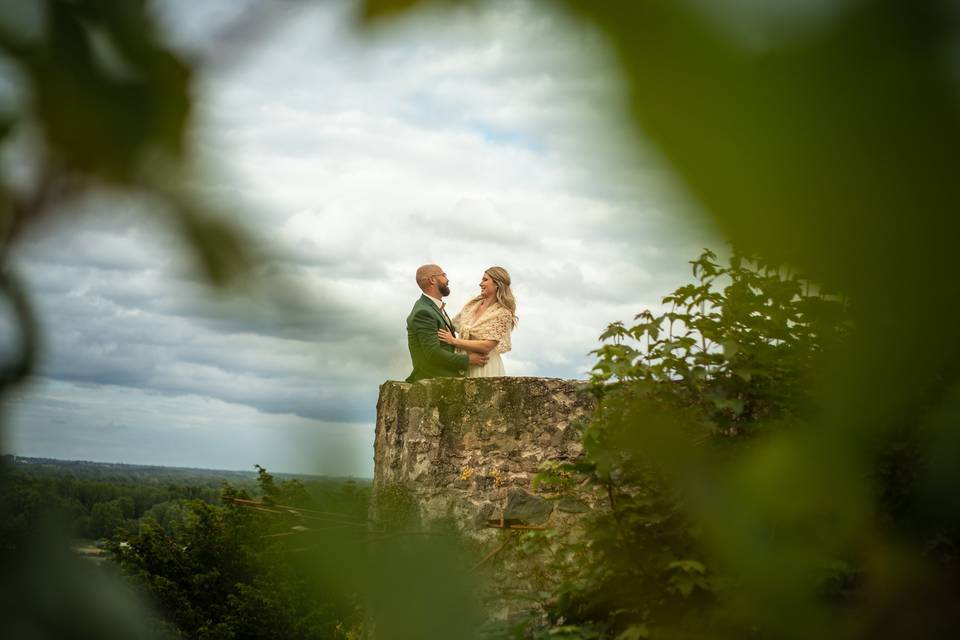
left=555, top=1, right=960, bottom=636
left=0, top=2, right=266, bottom=638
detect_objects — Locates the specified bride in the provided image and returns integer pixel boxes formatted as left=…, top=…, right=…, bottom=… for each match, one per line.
left=438, top=266, right=517, bottom=377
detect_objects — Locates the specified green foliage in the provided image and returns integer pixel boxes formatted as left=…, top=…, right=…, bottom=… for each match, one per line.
left=0, top=460, right=224, bottom=544
left=0, top=458, right=238, bottom=638
left=513, top=250, right=832, bottom=637
left=569, top=250, right=853, bottom=637
left=372, top=482, right=420, bottom=532
left=549, top=2, right=960, bottom=637
left=89, top=497, right=132, bottom=538
left=115, top=468, right=369, bottom=639
left=113, top=466, right=482, bottom=640
left=1, top=0, right=189, bottom=177
left=0, top=459, right=382, bottom=638
left=517, top=245, right=960, bottom=639
left=590, top=248, right=849, bottom=433
left=523, top=437, right=726, bottom=638
left=253, top=463, right=312, bottom=508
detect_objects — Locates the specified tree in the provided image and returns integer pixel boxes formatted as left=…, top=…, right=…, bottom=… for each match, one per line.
left=115, top=470, right=365, bottom=639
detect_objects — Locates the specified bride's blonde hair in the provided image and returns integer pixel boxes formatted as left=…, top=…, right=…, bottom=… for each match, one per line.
left=483, top=266, right=518, bottom=326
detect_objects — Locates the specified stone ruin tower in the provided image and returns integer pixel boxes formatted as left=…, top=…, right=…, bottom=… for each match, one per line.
left=372, top=377, right=598, bottom=622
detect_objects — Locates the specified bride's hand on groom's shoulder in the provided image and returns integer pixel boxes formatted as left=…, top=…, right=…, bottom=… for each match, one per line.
left=438, top=328, right=456, bottom=346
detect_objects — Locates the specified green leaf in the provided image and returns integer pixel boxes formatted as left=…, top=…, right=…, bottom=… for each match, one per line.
left=731, top=367, right=754, bottom=382
left=615, top=625, right=650, bottom=640
left=666, top=559, right=706, bottom=575
left=171, top=205, right=253, bottom=288
left=722, top=340, right=741, bottom=359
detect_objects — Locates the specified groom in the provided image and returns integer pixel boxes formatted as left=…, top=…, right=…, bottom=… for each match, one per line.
left=406, top=264, right=487, bottom=382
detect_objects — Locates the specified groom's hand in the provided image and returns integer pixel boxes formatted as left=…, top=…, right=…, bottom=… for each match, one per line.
left=468, top=352, right=489, bottom=366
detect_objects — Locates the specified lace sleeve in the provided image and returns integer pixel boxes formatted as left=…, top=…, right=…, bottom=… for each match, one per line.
left=475, top=308, right=514, bottom=354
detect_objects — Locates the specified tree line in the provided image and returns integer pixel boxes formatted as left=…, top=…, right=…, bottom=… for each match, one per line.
left=1, top=461, right=225, bottom=542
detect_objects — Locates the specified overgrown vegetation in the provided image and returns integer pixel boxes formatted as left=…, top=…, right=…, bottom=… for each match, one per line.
left=115, top=465, right=368, bottom=639
left=0, top=458, right=370, bottom=638
left=516, top=247, right=957, bottom=639
left=589, top=248, right=849, bottom=430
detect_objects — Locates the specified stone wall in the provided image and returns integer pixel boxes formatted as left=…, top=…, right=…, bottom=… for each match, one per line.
left=373, top=376, right=596, bottom=535
left=372, top=377, right=601, bottom=627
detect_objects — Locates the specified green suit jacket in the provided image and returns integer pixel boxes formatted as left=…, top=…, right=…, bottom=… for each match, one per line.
left=406, top=294, right=468, bottom=382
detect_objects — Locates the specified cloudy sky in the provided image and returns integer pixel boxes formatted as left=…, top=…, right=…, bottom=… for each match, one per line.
left=2, top=0, right=717, bottom=477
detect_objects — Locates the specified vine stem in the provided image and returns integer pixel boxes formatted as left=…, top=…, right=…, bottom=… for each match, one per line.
left=606, top=481, right=625, bottom=532
left=471, top=530, right=517, bottom=572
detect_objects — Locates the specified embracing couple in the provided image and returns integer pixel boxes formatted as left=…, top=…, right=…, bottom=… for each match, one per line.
left=405, top=264, right=517, bottom=383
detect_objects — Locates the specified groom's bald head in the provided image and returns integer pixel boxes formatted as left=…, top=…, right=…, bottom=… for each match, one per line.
left=416, top=264, right=441, bottom=288
left=416, top=264, right=450, bottom=297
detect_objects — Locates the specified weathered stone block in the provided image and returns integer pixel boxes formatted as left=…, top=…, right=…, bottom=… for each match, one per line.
left=502, top=488, right=553, bottom=524
left=556, top=496, right=591, bottom=514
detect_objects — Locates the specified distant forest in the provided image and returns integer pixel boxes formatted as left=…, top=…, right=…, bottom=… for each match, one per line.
left=1, top=456, right=368, bottom=541
left=1, top=456, right=371, bottom=638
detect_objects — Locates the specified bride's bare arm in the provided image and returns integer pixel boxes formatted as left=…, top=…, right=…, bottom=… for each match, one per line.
left=438, top=329, right=498, bottom=354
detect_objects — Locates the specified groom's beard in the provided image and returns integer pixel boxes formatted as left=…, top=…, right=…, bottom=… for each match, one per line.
left=439, top=283, right=451, bottom=297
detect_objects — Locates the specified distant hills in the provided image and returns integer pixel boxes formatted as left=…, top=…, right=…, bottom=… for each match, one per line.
left=1, top=455, right=369, bottom=484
